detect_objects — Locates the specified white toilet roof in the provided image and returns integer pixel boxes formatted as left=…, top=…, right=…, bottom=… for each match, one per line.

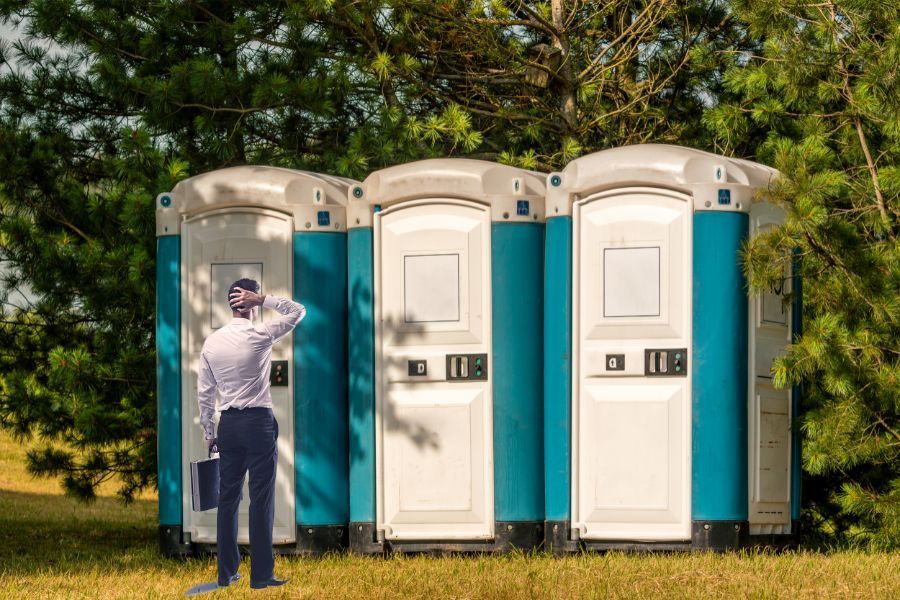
left=156, top=166, right=359, bottom=235
left=163, top=165, right=355, bottom=211
left=554, top=144, right=777, bottom=192
left=358, top=158, right=546, bottom=205
left=546, top=144, right=779, bottom=216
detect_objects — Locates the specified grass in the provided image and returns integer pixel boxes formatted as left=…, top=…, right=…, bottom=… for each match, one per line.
left=1, top=429, right=899, bottom=599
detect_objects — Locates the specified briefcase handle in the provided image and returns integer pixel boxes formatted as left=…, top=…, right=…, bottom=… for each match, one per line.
left=208, top=441, right=219, bottom=459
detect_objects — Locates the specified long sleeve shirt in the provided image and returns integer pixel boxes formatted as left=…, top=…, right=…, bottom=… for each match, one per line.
left=197, top=295, right=306, bottom=440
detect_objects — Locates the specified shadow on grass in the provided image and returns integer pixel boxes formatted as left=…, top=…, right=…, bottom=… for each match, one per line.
left=0, top=489, right=173, bottom=575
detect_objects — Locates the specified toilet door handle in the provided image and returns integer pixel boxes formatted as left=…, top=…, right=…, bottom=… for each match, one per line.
left=450, top=356, right=468, bottom=378
left=644, top=349, right=686, bottom=377
left=446, top=354, right=486, bottom=380
left=270, top=360, right=289, bottom=386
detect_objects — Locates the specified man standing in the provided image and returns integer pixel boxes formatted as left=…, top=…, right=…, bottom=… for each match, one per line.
left=197, top=278, right=305, bottom=590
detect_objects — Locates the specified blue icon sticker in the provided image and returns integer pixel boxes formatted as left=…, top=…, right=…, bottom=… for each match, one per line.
left=516, top=200, right=530, bottom=216
left=718, top=189, right=731, bottom=205
left=317, top=211, right=330, bottom=226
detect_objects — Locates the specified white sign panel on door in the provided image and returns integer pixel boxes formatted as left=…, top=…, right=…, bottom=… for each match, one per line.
left=403, top=254, right=460, bottom=323
left=603, top=247, right=661, bottom=318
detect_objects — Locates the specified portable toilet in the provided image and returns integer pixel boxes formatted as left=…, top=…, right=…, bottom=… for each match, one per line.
left=156, top=166, right=355, bottom=556
left=542, top=145, right=800, bottom=552
left=346, top=159, right=546, bottom=552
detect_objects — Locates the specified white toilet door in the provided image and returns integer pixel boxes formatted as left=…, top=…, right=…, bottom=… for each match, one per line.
left=572, top=188, right=692, bottom=541
left=748, top=205, right=792, bottom=534
left=181, top=208, right=296, bottom=544
left=374, top=199, right=494, bottom=541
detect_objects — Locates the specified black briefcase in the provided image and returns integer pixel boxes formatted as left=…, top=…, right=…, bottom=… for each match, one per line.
left=190, top=444, right=219, bottom=512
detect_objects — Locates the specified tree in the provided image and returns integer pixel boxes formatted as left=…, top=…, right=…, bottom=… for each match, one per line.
left=0, top=1, right=411, bottom=177
left=707, top=0, right=900, bottom=547
left=362, top=0, right=744, bottom=169
left=0, top=122, right=176, bottom=502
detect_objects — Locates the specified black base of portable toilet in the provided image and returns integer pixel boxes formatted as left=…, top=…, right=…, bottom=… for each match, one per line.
left=350, top=521, right=543, bottom=555
left=294, top=525, right=349, bottom=554
left=159, top=524, right=348, bottom=557
left=544, top=519, right=775, bottom=553
left=391, top=522, right=542, bottom=555
left=545, top=521, right=691, bottom=553
left=690, top=520, right=749, bottom=551
left=159, top=524, right=193, bottom=557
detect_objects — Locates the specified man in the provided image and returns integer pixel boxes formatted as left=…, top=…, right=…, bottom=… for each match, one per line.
left=197, top=278, right=305, bottom=590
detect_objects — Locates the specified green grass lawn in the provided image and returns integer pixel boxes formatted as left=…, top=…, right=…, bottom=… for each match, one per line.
left=1, top=429, right=898, bottom=599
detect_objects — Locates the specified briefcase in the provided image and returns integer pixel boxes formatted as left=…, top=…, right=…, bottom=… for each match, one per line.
left=190, top=446, right=220, bottom=512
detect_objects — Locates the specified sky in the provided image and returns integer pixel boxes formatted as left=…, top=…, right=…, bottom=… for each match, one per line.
left=0, top=19, right=20, bottom=47
left=1, top=17, right=65, bottom=70
left=0, top=21, right=16, bottom=40
left=0, top=19, right=39, bottom=310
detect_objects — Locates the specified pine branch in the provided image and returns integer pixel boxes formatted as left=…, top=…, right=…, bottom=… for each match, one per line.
left=853, top=118, right=890, bottom=230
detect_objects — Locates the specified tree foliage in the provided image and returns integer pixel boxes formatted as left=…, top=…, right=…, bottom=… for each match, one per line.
left=707, top=0, right=900, bottom=547
left=0, top=123, right=175, bottom=502
left=364, top=0, right=742, bottom=168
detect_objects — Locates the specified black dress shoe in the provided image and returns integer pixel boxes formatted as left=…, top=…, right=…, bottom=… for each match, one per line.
left=218, top=573, right=241, bottom=588
left=250, top=576, right=290, bottom=590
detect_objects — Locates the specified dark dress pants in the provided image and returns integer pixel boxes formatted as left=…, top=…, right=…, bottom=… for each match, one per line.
left=215, top=406, right=278, bottom=586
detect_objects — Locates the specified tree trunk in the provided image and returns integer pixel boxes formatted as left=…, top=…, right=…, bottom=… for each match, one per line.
left=551, top=0, right=577, bottom=133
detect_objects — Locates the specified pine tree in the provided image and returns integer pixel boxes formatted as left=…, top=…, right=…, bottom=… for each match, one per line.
left=706, top=0, right=900, bottom=547
left=0, top=122, right=178, bottom=502
left=363, top=0, right=744, bottom=169
left=0, top=0, right=411, bottom=177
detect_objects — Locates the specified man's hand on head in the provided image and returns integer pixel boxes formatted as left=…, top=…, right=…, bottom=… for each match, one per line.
left=229, top=287, right=266, bottom=313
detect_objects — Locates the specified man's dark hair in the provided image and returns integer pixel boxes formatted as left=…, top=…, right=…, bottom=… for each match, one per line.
left=228, top=278, right=259, bottom=312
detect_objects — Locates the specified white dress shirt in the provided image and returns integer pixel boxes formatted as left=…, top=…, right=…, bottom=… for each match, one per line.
left=197, top=295, right=306, bottom=440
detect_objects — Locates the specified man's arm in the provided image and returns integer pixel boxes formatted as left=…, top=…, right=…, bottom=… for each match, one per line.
left=197, top=352, right=217, bottom=440
left=261, top=295, right=306, bottom=342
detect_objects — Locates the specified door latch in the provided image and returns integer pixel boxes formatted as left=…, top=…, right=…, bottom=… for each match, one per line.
left=270, top=360, right=289, bottom=386
left=644, top=349, right=687, bottom=377
left=446, top=354, right=488, bottom=381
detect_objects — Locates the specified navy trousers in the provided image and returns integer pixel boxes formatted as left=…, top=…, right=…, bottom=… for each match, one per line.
left=216, top=406, right=278, bottom=586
